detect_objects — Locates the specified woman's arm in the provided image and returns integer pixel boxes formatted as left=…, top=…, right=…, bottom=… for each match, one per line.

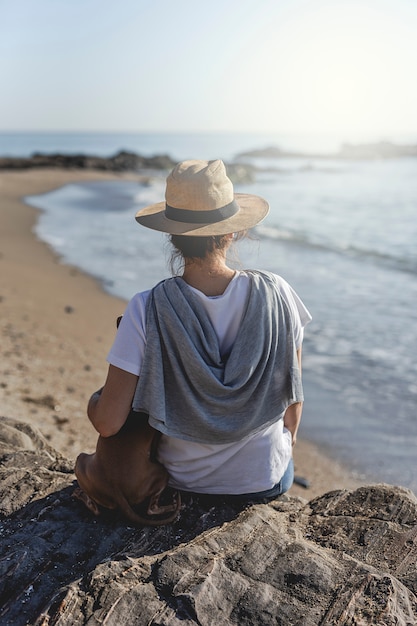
left=283, top=347, right=303, bottom=446
left=87, top=364, right=139, bottom=437
left=283, top=401, right=303, bottom=447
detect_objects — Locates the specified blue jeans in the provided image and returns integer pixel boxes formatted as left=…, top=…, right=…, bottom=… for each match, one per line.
left=184, top=458, right=294, bottom=507
left=236, top=457, right=294, bottom=504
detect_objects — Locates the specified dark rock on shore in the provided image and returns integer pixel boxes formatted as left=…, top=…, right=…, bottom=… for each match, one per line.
left=0, top=416, right=416, bottom=625
left=0, top=151, right=256, bottom=183
left=0, top=150, right=176, bottom=172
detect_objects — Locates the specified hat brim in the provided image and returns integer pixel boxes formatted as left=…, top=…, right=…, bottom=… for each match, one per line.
left=135, top=193, right=269, bottom=236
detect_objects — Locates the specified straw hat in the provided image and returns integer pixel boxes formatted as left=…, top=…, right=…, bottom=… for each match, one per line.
left=135, top=159, right=269, bottom=236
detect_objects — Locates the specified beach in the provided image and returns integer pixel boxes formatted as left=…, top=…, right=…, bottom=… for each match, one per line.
left=0, top=168, right=366, bottom=500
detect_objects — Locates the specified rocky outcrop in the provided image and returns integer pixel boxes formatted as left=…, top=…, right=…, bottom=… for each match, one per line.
left=338, top=141, right=417, bottom=159
left=237, top=141, right=417, bottom=161
left=0, top=150, right=176, bottom=172
left=0, top=151, right=255, bottom=182
left=0, top=416, right=416, bottom=625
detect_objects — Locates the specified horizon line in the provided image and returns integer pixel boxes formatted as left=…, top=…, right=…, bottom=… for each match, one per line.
left=1, top=129, right=417, bottom=136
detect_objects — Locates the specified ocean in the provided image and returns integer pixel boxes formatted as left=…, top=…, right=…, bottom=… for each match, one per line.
left=2, top=131, right=416, bottom=493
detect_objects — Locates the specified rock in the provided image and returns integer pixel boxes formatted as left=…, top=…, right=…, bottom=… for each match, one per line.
left=0, top=151, right=177, bottom=172
left=236, top=141, right=417, bottom=161
left=338, top=140, right=417, bottom=160
left=0, top=151, right=257, bottom=184
left=224, top=162, right=256, bottom=184
left=0, top=415, right=416, bottom=625
left=237, top=146, right=284, bottom=159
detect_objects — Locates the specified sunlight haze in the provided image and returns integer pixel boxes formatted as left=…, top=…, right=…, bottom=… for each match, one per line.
left=1, top=0, right=416, bottom=134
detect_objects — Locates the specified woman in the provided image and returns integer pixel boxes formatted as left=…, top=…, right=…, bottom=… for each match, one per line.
left=88, top=159, right=311, bottom=502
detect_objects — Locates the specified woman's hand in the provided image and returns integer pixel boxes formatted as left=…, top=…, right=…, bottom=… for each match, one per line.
left=87, top=365, right=139, bottom=437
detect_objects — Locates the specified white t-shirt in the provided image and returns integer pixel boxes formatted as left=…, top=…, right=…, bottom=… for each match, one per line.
left=107, top=271, right=311, bottom=494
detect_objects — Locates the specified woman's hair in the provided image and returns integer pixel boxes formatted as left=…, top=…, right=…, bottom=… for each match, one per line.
left=168, top=232, right=246, bottom=275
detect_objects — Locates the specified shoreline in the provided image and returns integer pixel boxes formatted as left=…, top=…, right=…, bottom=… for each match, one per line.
left=0, top=168, right=366, bottom=499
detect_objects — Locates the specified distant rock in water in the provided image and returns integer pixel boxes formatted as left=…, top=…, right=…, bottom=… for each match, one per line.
left=237, top=140, right=417, bottom=161
left=1, top=415, right=416, bottom=625
left=338, top=140, right=417, bottom=159
left=237, top=145, right=285, bottom=159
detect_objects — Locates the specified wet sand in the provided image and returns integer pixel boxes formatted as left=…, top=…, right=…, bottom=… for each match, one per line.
left=0, top=168, right=365, bottom=499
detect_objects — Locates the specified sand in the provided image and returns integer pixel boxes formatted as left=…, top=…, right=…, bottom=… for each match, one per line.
left=0, top=168, right=365, bottom=500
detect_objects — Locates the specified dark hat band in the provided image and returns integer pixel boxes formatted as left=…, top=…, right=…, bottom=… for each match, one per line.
left=165, top=199, right=240, bottom=224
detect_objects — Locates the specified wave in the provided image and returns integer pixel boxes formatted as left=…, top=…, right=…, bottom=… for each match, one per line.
left=255, top=224, right=417, bottom=275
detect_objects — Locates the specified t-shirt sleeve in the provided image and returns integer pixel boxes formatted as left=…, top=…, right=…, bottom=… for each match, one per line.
left=106, top=290, right=150, bottom=375
left=274, top=275, right=312, bottom=349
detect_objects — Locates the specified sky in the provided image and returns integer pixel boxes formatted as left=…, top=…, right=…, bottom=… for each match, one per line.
left=1, top=0, right=417, bottom=134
